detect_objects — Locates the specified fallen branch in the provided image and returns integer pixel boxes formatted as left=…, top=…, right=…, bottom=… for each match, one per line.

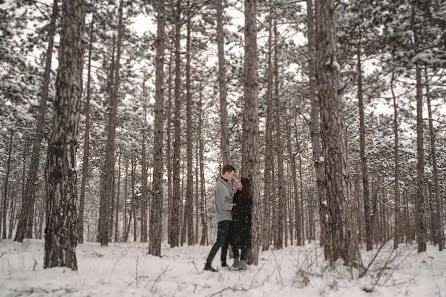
left=272, top=250, right=284, bottom=286
left=359, top=237, right=391, bottom=278
left=207, top=286, right=247, bottom=297
left=150, top=266, right=169, bottom=292
left=249, top=262, right=266, bottom=289
left=192, top=260, right=199, bottom=272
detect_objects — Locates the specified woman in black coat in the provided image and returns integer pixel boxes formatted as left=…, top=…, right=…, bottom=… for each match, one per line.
left=230, top=177, right=252, bottom=270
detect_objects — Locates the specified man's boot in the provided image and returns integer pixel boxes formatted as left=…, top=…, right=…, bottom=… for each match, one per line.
left=204, top=262, right=217, bottom=272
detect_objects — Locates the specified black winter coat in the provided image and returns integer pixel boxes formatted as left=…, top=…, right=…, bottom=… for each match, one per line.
left=230, top=190, right=252, bottom=248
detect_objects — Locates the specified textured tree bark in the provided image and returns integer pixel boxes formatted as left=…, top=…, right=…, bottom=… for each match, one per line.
left=424, top=68, right=444, bottom=251
left=198, top=89, right=208, bottom=246
left=20, top=139, right=28, bottom=232
left=185, top=5, right=195, bottom=246
left=356, top=38, right=372, bottom=251
left=390, top=72, right=401, bottom=249
left=8, top=186, right=16, bottom=239
left=132, top=158, right=137, bottom=242
left=314, top=0, right=351, bottom=266
left=270, top=152, right=276, bottom=248
left=195, top=134, right=199, bottom=244
left=98, top=0, right=124, bottom=246
left=37, top=192, right=44, bottom=239
left=2, top=128, right=14, bottom=239
left=43, top=0, right=85, bottom=270
left=288, top=173, right=295, bottom=244
left=180, top=165, right=186, bottom=246
left=166, top=47, right=173, bottom=246
left=295, top=121, right=305, bottom=245
left=170, top=0, right=182, bottom=248
left=15, top=0, right=58, bottom=242
left=149, top=0, right=165, bottom=256
left=114, top=151, right=121, bottom=242
left=141, top=76, right=149, bottom=243
left=77, top=15, right=94, bottom=245
left=371, top=178, right=378, bottom=244
left=403, top=188, right=409, bottom=243
left=306, top=0, right=328, bottom=255
left=262, top=2, right=273, bottom=251
left=123, top=159, right=128, bottom=241
left=286, top=116, right=301, bottom=246
left=125, top=158, right=135, bottom=242
left=415, top=62, right=426, bottom=253
left=353, top=166, right=363, bottom=243
left=285, top=147, right=294, bottom=245
left=273, top=21, right=285, bottom=250
left=243, top=0, right=260, bottom=265
left=109, top=165, right=115, bottom=239
left=217, top=0, right=230, bottom=166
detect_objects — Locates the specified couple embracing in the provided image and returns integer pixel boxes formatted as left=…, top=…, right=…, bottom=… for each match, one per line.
left=204, top=165, right=253, bottom=272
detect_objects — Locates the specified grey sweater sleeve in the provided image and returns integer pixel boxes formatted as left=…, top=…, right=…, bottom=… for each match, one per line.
left=215, top=183, right=231, bottom=210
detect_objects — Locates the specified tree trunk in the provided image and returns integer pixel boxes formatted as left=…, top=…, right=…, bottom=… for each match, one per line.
left=185, top=5, right=195, bottom=246
left=306, top=0, right=328, bottom=254
left=198, top=88, right=208, bottom=246
left=357, top=38, right=372, bottom=251
left=217, top=0, right=230, bottom=165
left=125, top=157, right=135, bottom=242
left=424, top=68, right=444, bottom=250
left=314, top=0, right=350, bottom=265
left=166, top=47, right=174, bottom=245
left=415, top=62, right=426, bottom=253
left=273, top=21, right=285, bottom=250
left=8, top=187, right=16, bottom=239
left=353, top=166, right=363, bottom=243
left=114, top=151, right=121, bottom=242
left=195, top=131, right=199, bottom=244
left=109, top=166, right=115, bottom=239
left=149, top=0, right=165, bottom=256
left=170, top=0, right=182, bottom=248
left=285, top=154, right=294, bottom=245
left=270, top=152, right=276, bottom=248
left=286, top=116, right=301, bottom=246
left=98, top=0, right=124, bottom=246
left=132, top=158, right=137, bottom=242
left=43, top=0, right=85, bottom=270
left=180, top=165, right=186, bottom=246
left=262, top=3, right=273, bottom=251
left=2, top=128, right=14, bottom=239
left=77, top=15, right=94, bottom=245
left=141, top=76, right=149, bottom=243
left=20, top=139, right=28, bottom=234
left=403, top=188, right=409, bottom=243
left=371, top=178, right=378, bottom=244
left=15, top=0, right=58, bottom=242
left=295, top=121, right=305, bottom=245
left=123, top=158, right=129, bottom=241
left=243, top=0, right=260, bottom=265
left=390, top=71, right=401, bottom=249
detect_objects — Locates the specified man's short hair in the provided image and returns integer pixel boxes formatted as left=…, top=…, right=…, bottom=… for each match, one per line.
left=222, top=164, right=235, bottom=174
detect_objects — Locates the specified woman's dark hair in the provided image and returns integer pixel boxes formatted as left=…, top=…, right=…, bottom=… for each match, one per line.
left=240, top=177, right=252, bottom=197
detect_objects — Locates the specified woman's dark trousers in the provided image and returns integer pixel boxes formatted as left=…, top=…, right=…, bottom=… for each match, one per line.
left=232, top=244, right=248, bottom=261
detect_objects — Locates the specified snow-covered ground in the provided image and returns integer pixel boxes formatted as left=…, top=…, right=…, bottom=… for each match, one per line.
left=0, top=239, right=445, bottom=297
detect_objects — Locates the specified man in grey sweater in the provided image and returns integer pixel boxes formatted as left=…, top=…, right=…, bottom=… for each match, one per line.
left=204, top=164, right=235, bottom=272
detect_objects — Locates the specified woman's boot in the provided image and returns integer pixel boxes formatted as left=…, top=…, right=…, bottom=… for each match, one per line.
left=230, top=258, right=241, bottom=270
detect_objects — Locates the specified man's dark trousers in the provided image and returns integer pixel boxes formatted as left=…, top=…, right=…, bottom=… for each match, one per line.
left=206, top=220, right=232, bottom=265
